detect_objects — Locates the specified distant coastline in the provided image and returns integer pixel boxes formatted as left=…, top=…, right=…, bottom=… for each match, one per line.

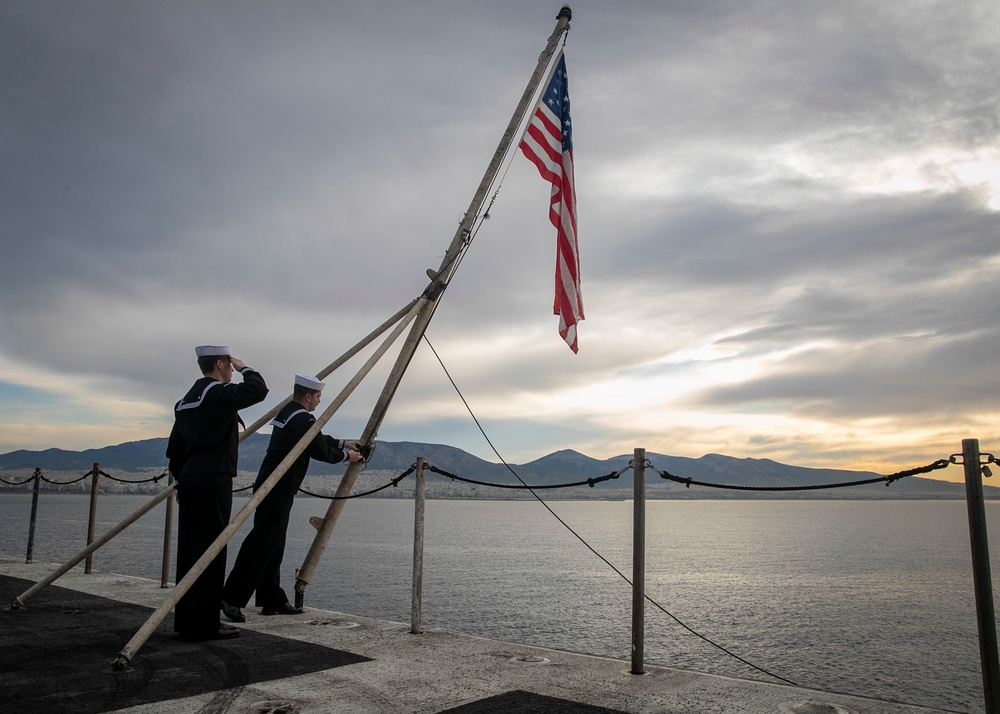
left=1, top=436, right=994, bottom=500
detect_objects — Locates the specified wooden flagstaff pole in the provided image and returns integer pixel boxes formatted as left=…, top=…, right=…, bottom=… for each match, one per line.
left=113, top=300, right=423, bottom=668
left=106, top=3, right=572, bottom=666
left=292, top=5, right=575, bottom=606
left=25, top=468, right=41, bottom=564
left=85, top=463, right=100, bottom=574
left=411, top=456, right=427, bottom=635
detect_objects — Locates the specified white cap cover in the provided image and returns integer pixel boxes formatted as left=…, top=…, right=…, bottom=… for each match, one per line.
left=195, top=344, right=232, bottom=357
left=295, top=374, right=325, bottom=391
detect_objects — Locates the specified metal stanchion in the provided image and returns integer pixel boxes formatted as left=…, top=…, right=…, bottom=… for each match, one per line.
left=963, top=438, right=1000, bottom=714
left=631, top=447, right=645, bottom=675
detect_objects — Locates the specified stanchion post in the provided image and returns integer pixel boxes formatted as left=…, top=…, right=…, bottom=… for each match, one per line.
left=631, top=447, right=646, bottom=675
left=161, top=473, right=175, bottom=588
left=411, top=457, right=426, bottom=635
left=26, top=468, right=41, bottom=564
left=85, top=463, right=100, bottom=574
left=963, top=438, right=1000, bottom=714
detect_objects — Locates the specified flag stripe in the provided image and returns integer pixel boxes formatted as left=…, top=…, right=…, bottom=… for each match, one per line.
left=518, top=53, right=583, bottom=353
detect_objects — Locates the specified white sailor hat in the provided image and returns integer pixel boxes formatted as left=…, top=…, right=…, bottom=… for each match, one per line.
left=295, top=374, right=325, bottom=391
left=195, top=344, right=232, bottom=358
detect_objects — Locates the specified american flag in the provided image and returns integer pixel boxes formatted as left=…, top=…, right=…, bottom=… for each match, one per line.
left=519, top=52, right=583, bottom=353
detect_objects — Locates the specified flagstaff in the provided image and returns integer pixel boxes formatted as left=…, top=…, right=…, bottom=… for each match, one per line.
left=291, top=5, right=575, bottom=606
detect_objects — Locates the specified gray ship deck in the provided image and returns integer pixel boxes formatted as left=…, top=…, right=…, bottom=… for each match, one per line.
left=0, top=557, right=951, bottom=713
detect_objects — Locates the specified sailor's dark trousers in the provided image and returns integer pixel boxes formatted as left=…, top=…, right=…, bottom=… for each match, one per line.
left=222, top=487, right=294, bottom=609
left=175, top=472, right=232, bottom=636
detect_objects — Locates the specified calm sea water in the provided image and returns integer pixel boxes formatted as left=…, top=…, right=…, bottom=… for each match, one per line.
left=2, top=493, right=997, bottom=712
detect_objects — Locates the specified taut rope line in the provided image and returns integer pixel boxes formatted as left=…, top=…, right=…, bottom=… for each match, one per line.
left=420, top=334, right=973, bottom=687
left=423, top=334, right=800, bottom=685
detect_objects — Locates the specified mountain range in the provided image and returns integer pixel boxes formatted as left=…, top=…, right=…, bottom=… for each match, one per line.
left=0, top=436, right=992, bottom=499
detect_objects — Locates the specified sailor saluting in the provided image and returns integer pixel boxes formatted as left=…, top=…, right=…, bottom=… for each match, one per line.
left=166, top=344, right=268, bottom=641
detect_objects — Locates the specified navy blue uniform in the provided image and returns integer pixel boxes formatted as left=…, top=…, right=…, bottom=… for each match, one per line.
left=166, top=367, right=268, bottom=638
left=223, top=401, right=347, bottom=608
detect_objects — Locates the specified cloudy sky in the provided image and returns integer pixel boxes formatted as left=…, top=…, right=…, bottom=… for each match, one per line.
left=2, top=1, right=998, bottom=483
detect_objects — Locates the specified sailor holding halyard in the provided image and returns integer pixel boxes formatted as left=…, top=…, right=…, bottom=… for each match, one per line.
left=221, top=373, right=362, bottom=621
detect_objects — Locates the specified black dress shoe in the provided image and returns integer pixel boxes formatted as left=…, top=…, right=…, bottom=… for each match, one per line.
left=261, top=601, right=304, bottom=616
left=221, top=600, right=246, bottom=622
left=214, top=624, right=241, bottom=639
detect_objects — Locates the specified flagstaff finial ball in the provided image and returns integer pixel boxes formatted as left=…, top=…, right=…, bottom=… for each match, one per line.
left=558, top=5, right=572, bottom=21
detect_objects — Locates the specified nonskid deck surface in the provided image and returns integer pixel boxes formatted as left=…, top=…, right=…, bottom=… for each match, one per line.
left=0, top=558, right=949, bottom=714
left=0, top=573, right=369, bottom=713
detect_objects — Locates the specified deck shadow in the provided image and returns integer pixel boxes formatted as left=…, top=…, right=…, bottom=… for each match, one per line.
left=0, top=574, right=370, bottom=713
left=438, top=689, right=630, bottom=714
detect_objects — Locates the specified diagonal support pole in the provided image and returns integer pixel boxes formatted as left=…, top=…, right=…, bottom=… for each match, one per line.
left=241, top=297, right=420, bottom=437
